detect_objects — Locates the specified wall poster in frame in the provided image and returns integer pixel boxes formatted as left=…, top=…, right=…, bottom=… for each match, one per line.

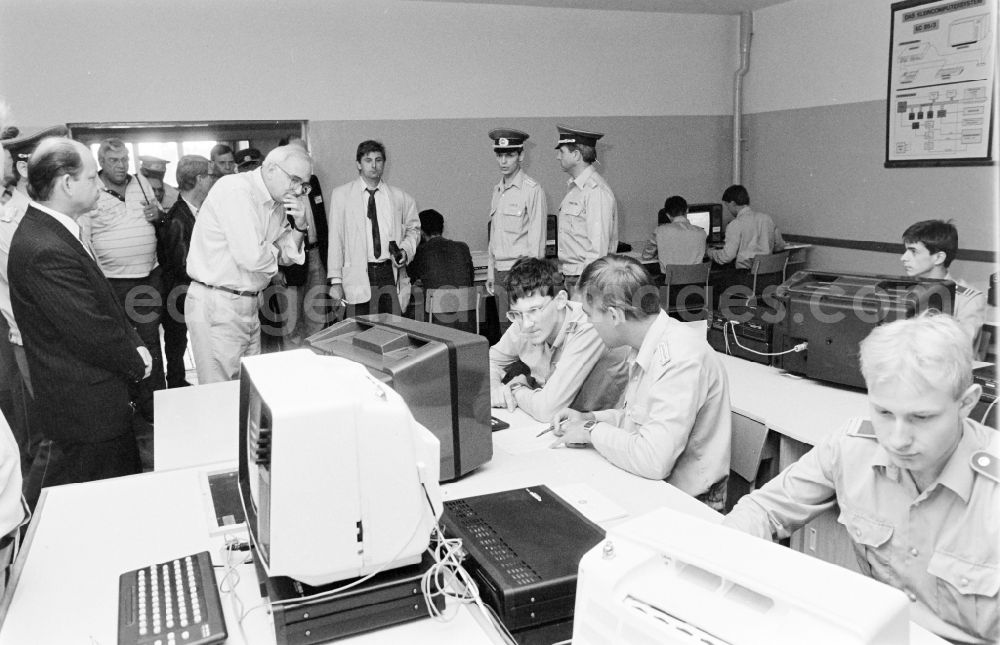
left=886, top=0, right=997, bottom=167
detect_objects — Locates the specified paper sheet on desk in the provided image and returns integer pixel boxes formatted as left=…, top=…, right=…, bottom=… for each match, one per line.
left=550, top=482, right=628, bottom=524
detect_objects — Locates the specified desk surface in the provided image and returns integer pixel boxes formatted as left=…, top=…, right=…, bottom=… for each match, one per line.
left=5, top=369, right=948, bottom=645
left=718, top=353, right=869, bottom=446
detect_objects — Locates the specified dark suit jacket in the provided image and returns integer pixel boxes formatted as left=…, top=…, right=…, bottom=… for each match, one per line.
left=9, top=206, right=145, bottom=444
left=161, top=197, right=196, bottom=288
left=281, top=174, right=329, bottom=286
left=407, top=236, right=474, bottom=289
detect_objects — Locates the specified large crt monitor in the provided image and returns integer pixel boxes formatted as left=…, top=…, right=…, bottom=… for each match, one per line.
left=772, top=271, right=955, bottom=389
left=307, top=314, right=492, bottom=481
left=573, top=507, right=910, bottom=645
left=685, top=203, right=724, bottom=245
left=237, top=350, right=443, bottom=587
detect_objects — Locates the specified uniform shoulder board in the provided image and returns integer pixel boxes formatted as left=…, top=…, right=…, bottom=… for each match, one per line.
left=971, top=450, right=999, bottom=484
left=523, top=176, right=537, bottom=187
left=955, top=283, right=981, bottom=296
left=847, top=419, right=878, bottom=439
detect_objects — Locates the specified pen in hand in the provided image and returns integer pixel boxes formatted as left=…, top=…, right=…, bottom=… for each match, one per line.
left=536, top=420, right=562, bottom=437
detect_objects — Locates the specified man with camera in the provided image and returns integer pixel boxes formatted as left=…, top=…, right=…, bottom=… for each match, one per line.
left=326, top=140, right=420, bottom=318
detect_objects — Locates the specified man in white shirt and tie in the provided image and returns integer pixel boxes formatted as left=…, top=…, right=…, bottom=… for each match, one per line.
left=326, top=140, right=421, bottom=318
left=185, top=145, right=311, bottom=384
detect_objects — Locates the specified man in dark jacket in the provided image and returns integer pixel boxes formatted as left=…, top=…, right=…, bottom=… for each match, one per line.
left=407, top=209, right=475, bottom=333
left=160, top=155, right=217, bottom=387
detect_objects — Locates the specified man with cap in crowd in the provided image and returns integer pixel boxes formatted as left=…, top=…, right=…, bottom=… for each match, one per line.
left=554, top=124, right=618, bottom=285
left=138, top=155, right=178, bottom=210
left=0, top=125, right=68, bottom=476
left=210, top=143, right=237, bottom=176
left=327, top=140, right=420, bottom=318
left=159, top=155, right=218, bottom=388
left=77, top=138, right=164, bottom=470
left=487, top=128, right=547, bottom=332
left=235, top=148, right=263, bottom=173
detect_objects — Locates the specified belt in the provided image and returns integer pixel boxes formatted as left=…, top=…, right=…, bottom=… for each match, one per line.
left=368, top=260, right=391, bottom=267
left=192, top=280, right=258, bottom=298
left=304, top=241, right=321, bottom=251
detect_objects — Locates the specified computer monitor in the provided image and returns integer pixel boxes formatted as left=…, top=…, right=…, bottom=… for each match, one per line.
left=685, top=203, right=724, bottom=245
left=574, top=507, right=910, bottom=645
left=307, top=314, right=492, bottom=482
left=237, top=350, right=443, bottom=587
left=772, top=271, right=955, bottom=389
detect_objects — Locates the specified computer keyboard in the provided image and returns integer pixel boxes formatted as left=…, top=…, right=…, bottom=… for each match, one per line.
left=118, top=550, right=228, bottom=645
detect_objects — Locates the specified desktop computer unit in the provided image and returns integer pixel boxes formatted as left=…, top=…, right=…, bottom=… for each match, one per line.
left=686, top=203, right=725, bottom=246
left=707, top=301, right=778, bottom=365
left=573, top=507, right=910, bottom=644
left=237, top=351, right=446, bottom=643
left=440, top=485, right=606, bottom=645
left=307, top=314, right=492, bottom=481
left=772, top=271, right=955, bottom=389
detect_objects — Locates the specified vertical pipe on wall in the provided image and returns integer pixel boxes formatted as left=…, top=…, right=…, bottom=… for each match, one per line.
left=733, top=11, right=753, bottom=184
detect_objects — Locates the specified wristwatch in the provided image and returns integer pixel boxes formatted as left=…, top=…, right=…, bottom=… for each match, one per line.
left=582, top=419, right=598, bottom=433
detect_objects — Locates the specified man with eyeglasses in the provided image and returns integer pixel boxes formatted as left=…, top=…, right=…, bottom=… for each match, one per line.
left=327, top=140, right=420, bottom=318
left=185, top=145, right=311, bottom=383
left=489, top=257, right=628, bottom=422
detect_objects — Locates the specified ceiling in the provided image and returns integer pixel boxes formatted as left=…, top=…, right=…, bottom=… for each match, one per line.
left=404, top=0, right=793, bottom=15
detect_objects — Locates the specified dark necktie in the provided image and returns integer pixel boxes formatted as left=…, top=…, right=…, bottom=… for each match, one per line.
left=366, top=188, right=381, bottom=259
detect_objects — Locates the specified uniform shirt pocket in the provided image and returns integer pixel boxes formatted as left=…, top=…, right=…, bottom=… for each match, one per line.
left=928, top=551, right=999, bottom=641
left=838, top=509, right=894, bottom=573
left=501, top=202, right=525, bottom=233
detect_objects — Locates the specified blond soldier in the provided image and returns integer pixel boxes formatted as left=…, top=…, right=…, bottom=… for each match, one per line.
left=725, top=313, right=998, bottom=645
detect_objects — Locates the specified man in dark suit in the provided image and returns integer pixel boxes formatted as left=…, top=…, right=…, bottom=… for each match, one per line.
left=8, top=137, right=151, bottom=508
left=407, top=209, right=475, bottom=332
left=160, top=155, right=218, bottom=388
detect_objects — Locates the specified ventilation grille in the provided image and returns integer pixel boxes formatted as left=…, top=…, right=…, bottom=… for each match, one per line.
left=446, top=500, right=541, bottom=586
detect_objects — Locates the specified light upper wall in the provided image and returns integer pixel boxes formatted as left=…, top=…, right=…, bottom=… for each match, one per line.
left=745, top=0, right=895, bottom=112
left=0, top=0, right=738, bottom=123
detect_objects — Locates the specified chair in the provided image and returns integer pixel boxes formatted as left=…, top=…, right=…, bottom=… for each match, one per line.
left=426, top=286, right=481, bottom=334
left=748, top=250, right=789, bottom=297
left=660, top=261, right=711, bottom=319
left=725, top=411, right=780, bottom=514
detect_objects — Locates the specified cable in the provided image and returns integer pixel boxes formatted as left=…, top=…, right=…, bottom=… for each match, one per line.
left=724, top=321, right=807, bottom=357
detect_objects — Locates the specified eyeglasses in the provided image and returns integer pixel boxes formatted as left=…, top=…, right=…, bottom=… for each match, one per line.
left=273, top=163, right=312, bottom=195
left=506, top=297, right=554, bottom=324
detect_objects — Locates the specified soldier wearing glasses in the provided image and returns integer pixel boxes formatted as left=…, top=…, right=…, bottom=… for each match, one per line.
left=185, top=145, right=312, bottom=384
left=489, top=257, right=627, bottom=422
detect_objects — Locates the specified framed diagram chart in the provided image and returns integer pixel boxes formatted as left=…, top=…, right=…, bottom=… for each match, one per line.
left=886, top=0, right=997, bottom=167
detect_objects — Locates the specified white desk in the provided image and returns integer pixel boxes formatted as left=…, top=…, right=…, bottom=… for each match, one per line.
left=718, top=353, right=869, bottom=449
left=2, top=390, right=717, bottom=645
left=0, top=467, right=495, bottom=645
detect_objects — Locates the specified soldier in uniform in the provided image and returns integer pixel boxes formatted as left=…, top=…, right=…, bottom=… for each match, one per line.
left=554, top=124, right=618, bottom=285
left=901, top=219, right=987, bottom=348
left=550, top=255, right=732, bottom=511
left=490, top=257, right=627, bottom=422
left=487, top=128, right=547, bottom=332
left=725, top=312, right=998, bottom=644
left=138, top=155, right=178, bottom=210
